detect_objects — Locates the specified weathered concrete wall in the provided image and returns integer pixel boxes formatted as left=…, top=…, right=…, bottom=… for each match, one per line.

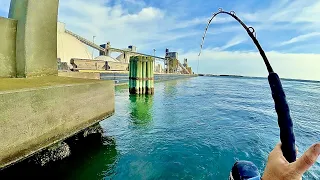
left=109, top=61, right=129, bottom=71
left=0, top=17, right=17, bottom=78
left=72, top=59, right=128, bottom=71
left=58, top=71, right=101, bottom=80
left=0, top=77, right=115, bottom=168
left=100, top=72, right=197, bottom=85
left=9, top=0, right=59, bottom=77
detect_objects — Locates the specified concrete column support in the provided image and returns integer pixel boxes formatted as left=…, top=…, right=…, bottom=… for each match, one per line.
left=135, top=58, right=140, bottom=94
left=133, top=60, right=137, bottom=93
left=0, top=17, right=17, bottom=78
left=142, top=59, right=147, bottom=94
left=129, top=56, right=155, bottom=95
left=9, top=0, right=59, bottom=77
left=129, top=58, right=132, bottom=89
left=150, top=60, right=154, bottom=94
left=146, top=59, right=151, bottom=94
left=139, top=59, right=143, bottom=94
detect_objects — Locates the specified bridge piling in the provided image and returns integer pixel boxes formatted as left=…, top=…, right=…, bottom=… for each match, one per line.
left=138, top=59, right=142, bottom=94
left=129, top=56, right=154, bottom=95
left=142, top=59, right=147, bottom=94
left=146, top=59, right=151, bottom=94
left=129, top=57, right=132, bottom=90
left=150, top=60, right=154, bottom=94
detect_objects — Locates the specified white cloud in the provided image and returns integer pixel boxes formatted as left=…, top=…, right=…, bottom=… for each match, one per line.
left=56, top=0, right=320, bottom=81
left=57, top=0, right=198, bottom=54
left=2, top=0, right=317, bottom=80
left=181, top=49, right=320, bottom=81
left=140, top=31, right=200, bottom=48
left=278, top=32, right=320, bottom=47
left=216, top=35, right=247, bottom=51
left=58, top=0, right=162, bottom=50
left=230, top=0, right=320, bottom=36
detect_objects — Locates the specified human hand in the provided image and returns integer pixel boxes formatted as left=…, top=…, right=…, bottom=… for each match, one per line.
left=262, top=143, right=320, bottom=180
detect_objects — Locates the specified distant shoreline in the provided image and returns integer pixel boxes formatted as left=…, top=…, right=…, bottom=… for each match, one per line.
left=197, top=74, right=320, bottom=83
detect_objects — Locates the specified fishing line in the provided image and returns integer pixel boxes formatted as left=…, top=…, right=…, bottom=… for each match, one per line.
left=199, top=8, right=296, bottom=163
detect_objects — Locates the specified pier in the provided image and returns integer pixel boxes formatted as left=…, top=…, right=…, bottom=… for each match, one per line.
left=0, top=0, right=114, bottom=169
left=0, top=0, right=195, bottom=169
left=129, top=56, right=154, bottom=95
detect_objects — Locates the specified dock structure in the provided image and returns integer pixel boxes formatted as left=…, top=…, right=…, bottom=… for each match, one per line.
left=63, top=29, right=192, bottom=75
left=129, top=56, right=154, bottom=94
left=0, top=0, right=114, bottom=169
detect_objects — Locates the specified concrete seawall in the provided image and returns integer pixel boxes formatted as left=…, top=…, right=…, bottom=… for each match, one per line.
left=0, top=77, right=115, bottom=168
left=58, top=71, right=101, bottom=80
left=100, top=72, right=197, bottom=85
left=0, top=0, right=116, bottom=170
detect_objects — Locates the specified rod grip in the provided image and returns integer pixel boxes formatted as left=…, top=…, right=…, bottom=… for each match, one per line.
left=268, top=73, right=296, bottom=163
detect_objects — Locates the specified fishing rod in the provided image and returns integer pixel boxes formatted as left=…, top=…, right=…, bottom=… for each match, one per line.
left=199, top=8, right=296, bottom=163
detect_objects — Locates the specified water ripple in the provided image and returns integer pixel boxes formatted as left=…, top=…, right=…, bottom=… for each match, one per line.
left=94, top=77, right=320, bottom=179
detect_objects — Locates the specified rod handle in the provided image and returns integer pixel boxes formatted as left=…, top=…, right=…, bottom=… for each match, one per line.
left=268, top=73, right=296, bottom=163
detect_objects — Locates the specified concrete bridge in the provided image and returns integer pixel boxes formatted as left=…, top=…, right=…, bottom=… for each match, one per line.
left=0, top=0, right=114, bottom=169
left=63, top=26, right=191, bottom=74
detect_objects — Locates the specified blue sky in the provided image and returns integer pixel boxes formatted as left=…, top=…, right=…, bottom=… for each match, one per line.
left=1, top=0, right=320, bottom=80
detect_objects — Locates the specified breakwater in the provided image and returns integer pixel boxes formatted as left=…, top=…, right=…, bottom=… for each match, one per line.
left=100, top=72, right=196, bottom=85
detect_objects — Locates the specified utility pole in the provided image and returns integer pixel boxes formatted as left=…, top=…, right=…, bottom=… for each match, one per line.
left=92, top=35, right=96, bottom=59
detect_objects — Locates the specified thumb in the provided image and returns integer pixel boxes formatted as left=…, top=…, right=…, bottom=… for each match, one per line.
left=292, top=143, right=320, bottom=175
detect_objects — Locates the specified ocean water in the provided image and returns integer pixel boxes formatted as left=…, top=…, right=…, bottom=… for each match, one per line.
left=2, top=76, right=320, bottom=179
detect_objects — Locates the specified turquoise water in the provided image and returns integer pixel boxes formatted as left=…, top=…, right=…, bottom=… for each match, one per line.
left=100, top=76, right=320, bottom=179
left=2, top=76, right=320, bottom=179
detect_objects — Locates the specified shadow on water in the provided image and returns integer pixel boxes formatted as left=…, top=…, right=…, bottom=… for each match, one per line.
left=0, top=133, right=118, bottom=180
left=129, top=95, right=154, bottom=125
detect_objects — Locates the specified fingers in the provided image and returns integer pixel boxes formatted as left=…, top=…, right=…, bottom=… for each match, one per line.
left=293, top=143, right=320, bottom=175
left=272, top=143, right=283, bottom=153
left=269, top=143, right=284, bottom=157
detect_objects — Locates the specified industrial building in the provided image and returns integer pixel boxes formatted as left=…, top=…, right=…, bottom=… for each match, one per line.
left=57, top=22, right=190, bottom=74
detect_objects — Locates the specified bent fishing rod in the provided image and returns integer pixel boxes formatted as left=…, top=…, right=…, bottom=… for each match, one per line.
left=199, top=8, right=296, bottom=163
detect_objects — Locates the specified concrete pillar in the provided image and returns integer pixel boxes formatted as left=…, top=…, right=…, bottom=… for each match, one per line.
left=129, top=58, right=132, bottom=89
left=129, top=56, right=155, bottom=95
left=9, top=0, right=59, bottom=77
left=138, top=59, right=143, bottom=94
left=133, top=60, right=137, bottom=93
left=146, top=59, right=150, bottom=94
left=129, top=57, right=138, bottom=94
left=0, top=17, right=17, bottom=78
left=150, top=60, right=154, bottom=94
left=142, top=59, right=147, bottom=94
left=106, top=42, right=111, bottom=56
left=134, top=57, right=141, bottom=94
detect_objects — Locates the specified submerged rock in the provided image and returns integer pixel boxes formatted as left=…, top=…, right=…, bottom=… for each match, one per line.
left=30, top=123, right=104, bottom=166
left=30, top=142, right=71, bottom=166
